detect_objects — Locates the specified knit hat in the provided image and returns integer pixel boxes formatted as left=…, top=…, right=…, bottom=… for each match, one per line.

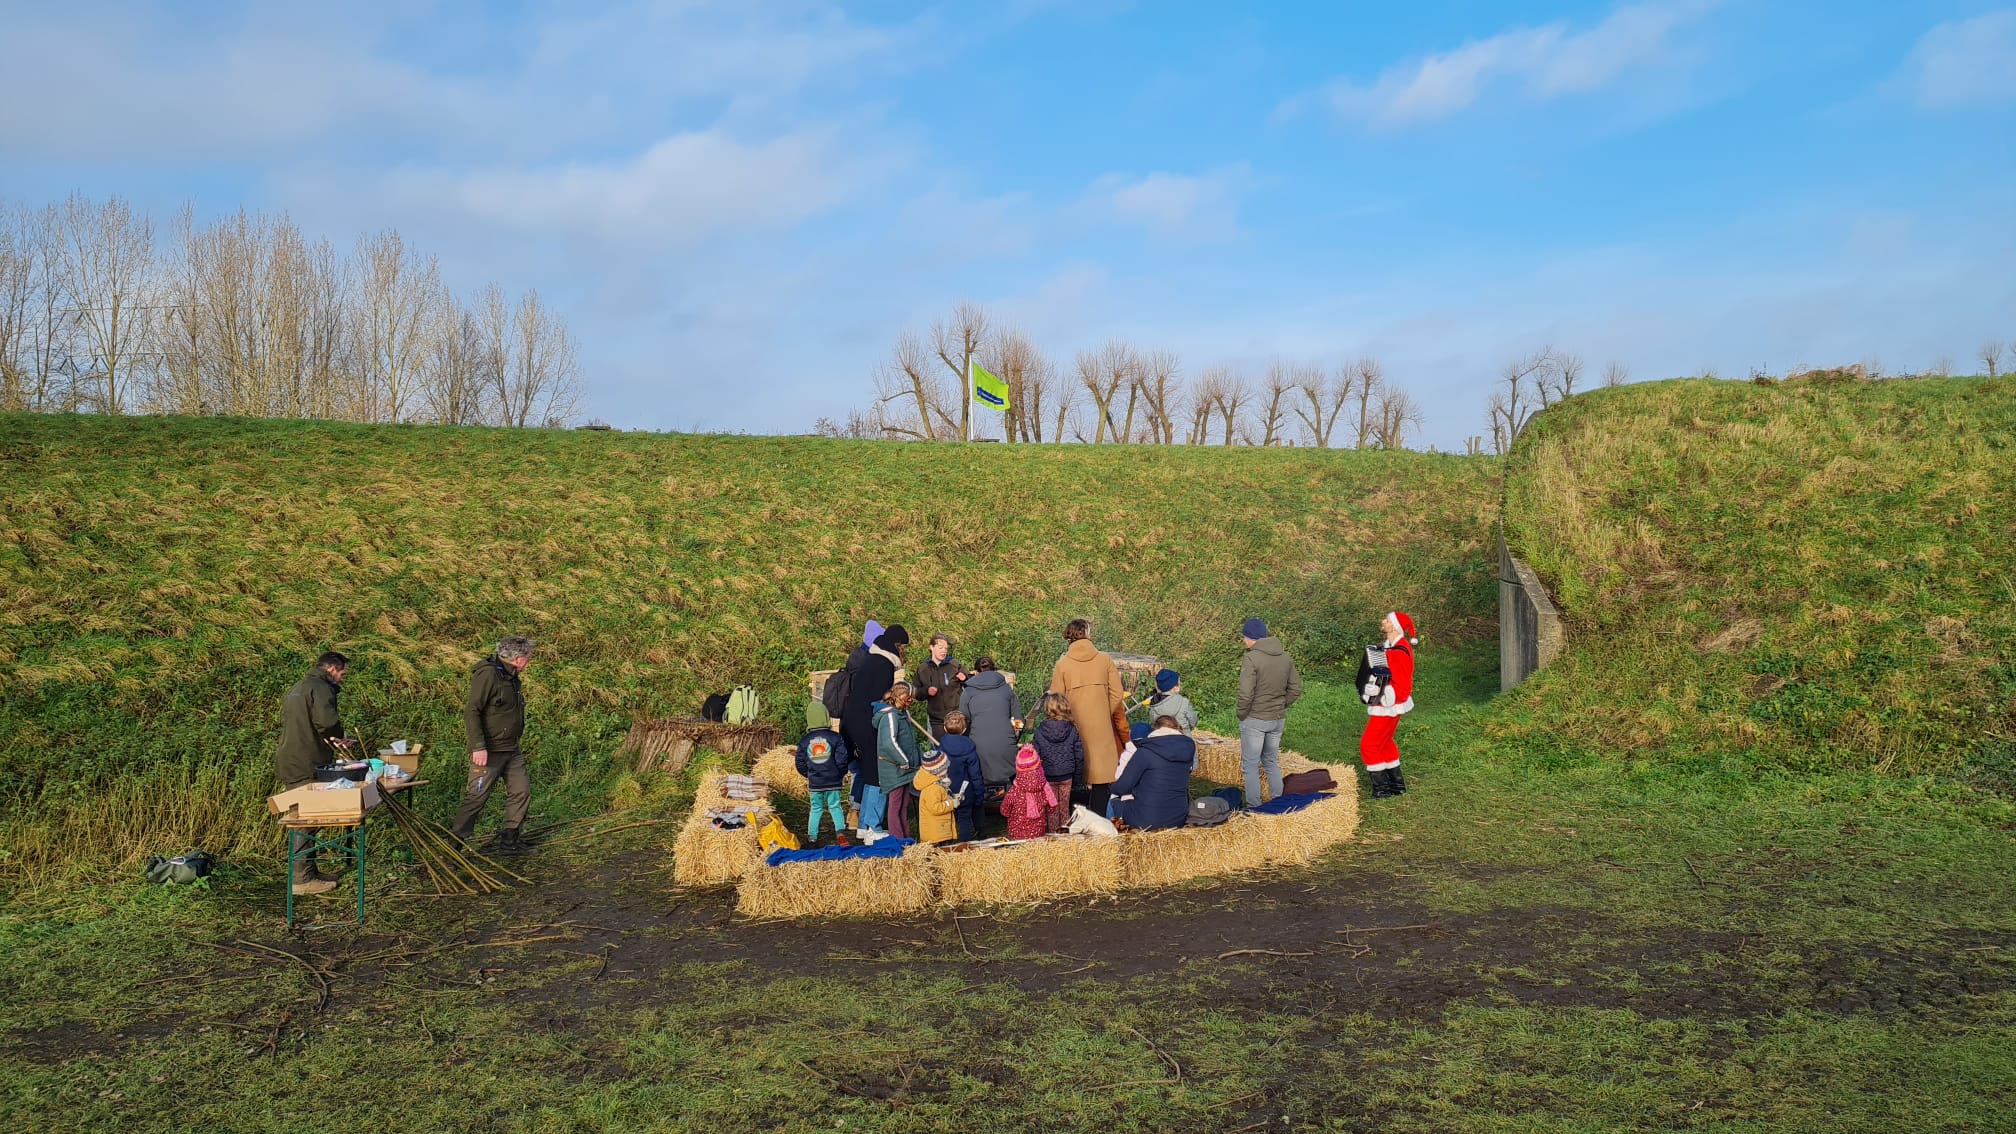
left=805, top=698, right=830, bottom=731
left=862, top=619, right=884, bottom=648
left=922, top=751, right=949, bottom=778
left=1155, top=668, right=1180, bottom=693
left=1242, top=617, right=1267, bottom=639
left=1389, top=611, right=1418, bottom=645
left=1014, top=745, right=1040, bottom=772
left=876, top=624, right=910, bottom=650
left=1130, top=722, right=1151, bottom=742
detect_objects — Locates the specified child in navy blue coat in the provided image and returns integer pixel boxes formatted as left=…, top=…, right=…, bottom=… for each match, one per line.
left=937, top=711, right=985, bottom=840
left=796, top=699, right=851, bottom=843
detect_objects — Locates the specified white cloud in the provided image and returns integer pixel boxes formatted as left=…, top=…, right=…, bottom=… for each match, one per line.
left=1901, top=10, right=2016, bottom=108
left=1293, top=0, right=1715, bottom=128
left=1085, top=165, right=1251, bottom=241
left=376, top=126, right=894, bottom=247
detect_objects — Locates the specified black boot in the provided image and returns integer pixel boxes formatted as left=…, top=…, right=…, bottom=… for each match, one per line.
left=493, top=827, right=531, bottom=857
left=1369, top=770, right=1399, bottom=799
left=1388, top=767, right=1407, bottom=796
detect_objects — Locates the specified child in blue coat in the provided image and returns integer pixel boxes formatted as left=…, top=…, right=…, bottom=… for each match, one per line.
left=937, top=711, right=985, bottom=840
left=795, top=699, right=851, bottom=843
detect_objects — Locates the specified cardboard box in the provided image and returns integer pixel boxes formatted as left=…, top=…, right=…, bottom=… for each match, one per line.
left=268, top=781, right=382, bottom=823
left=376, top=743, right=425, bottom=780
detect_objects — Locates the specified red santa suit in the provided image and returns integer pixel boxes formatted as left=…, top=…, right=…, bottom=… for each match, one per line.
left=1359, top=612, right=1416, bottom=776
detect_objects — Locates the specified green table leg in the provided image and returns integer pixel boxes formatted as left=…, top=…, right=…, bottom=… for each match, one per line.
left=354, top=824, right=367, bottom=924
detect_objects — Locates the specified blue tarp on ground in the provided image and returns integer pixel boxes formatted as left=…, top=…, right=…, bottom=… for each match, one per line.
left=1249, top=792, right=1326, bottom=815
left=766, top=838, right=915, bottom=867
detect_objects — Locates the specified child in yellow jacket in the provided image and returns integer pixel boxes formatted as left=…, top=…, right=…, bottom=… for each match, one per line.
left=914, top=750, right=965, bottom=846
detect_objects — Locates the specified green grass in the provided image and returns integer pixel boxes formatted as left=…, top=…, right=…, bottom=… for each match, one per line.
left=0, top=412, right=1497, bottom=880
left=3, top=380, right=2014, bottom=1132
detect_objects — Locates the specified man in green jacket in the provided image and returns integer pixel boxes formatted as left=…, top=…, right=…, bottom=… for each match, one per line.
left=1236, top=618, right=1303, bottom=807
left=450, top=636, right=536, bottom=855
left=276, top=651, right=351, bottom=896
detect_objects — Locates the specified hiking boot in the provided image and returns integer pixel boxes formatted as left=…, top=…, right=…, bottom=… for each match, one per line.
left=492, top=828, right=532, bottom=857
left=291, top=876, right=339, bottom=896
left=1369, top=770, right=1400, bottom=799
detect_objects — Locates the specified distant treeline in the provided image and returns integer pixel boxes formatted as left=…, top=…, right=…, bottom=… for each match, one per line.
left=0, top=195, right=582, bottom=428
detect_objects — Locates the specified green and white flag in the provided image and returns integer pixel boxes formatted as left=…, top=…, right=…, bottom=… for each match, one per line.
left=971, top=360, right=1009, bottom=411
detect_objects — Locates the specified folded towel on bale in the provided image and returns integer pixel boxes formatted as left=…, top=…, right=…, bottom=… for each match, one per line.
left=1248, top=792, right=1326, bottom=815
left=765, top=838, right=915, bottom=866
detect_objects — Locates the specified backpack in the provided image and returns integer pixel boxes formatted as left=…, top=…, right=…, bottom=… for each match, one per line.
left=1187, top=797, right=1232, bottom=827
left=1281, top=768, right=1336, bottom=795
left=820, top=665, right=851, bottom=719
left=726, top=684, right=760, bottom=725
left=143, top=851, right=216, bottom=884
left=700, top=692, right=729, bottom=722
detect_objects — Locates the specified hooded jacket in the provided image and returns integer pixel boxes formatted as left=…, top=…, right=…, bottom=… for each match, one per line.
left=842, top=639, right=904, bottom=779
left=874, top=700, right=924, bottom=791
left=914, top=767, right=962, bottom=844
left=1113, top=727, right=1195, bottom=831
left=1033, top=718, right=1083, bottom=782
left=1236, top=637, right=1303, bottom=722
left=276, top=667, right=344, bottom=785
left=796, top=698, right=851, bottom=791
left=937, top=732, right=983, bottom=801
left=1048, top=639, right=1129, bottom=784
left=1147, top=689, right=1199, bottom=733
left=465, top=655, right=527, bottom=753
left=958, top=670, right=1023, bottom=783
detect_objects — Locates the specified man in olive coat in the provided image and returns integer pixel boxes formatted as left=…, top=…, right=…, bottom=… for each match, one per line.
left=450, top=636, right=536, bottom=855
left=276, top=650, right=351, bottom=895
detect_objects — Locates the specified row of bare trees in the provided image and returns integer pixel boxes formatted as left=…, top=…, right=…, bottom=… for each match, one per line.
left=0, top=195, right=582, bottom=427
left=825, top=303, right=1426, bottom=448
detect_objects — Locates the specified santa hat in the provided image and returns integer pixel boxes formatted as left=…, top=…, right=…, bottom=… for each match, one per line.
left=1389, top=611, right=1418, bottom=645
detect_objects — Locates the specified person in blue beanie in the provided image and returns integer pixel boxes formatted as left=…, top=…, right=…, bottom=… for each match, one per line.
left=1147, top=668, right=1198, bottom=734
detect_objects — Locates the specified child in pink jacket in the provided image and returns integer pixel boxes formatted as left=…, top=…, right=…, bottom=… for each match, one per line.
left=1002, top=745, right=1056, bottom=840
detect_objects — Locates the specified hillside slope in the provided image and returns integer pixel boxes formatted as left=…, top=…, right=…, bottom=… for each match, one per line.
left=1500, top=375, right=2016, bottom=775
left=0, top=415, right=1498, bottom=876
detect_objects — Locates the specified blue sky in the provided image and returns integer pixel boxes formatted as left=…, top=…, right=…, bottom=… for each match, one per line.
left=3, top=0, right=2012, bottom=447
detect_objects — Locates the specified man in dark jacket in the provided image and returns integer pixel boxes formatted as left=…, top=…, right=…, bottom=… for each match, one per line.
left=276, top=651, right=351, bottom=896
left=450, top=636, right=536, bottom=854
left=916, top=633, right=967, bottom=740
left=1236, top=617, right=1304, bottom=806
left=1113, top=717, right=1195, bottom=830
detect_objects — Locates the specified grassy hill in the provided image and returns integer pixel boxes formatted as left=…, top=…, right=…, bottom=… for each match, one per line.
left=0, top=414, right=1499, bottom=880
left=1500, top=374, right=2016, bottom=778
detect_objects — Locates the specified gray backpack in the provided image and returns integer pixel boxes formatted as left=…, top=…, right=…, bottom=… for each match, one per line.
left=1186, top=797, right=1232, bottom=827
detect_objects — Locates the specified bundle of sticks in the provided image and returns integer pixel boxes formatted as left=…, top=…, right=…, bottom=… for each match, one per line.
left=379, top=793, right=530, bottom=895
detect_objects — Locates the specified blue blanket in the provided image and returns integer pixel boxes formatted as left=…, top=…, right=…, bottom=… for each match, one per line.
left=766, top=838, right=914, bottom=867
left=1249, top=792, right=1326, bottom=815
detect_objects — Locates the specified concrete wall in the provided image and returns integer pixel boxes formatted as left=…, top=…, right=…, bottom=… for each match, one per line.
left=1500, top=526, right=1564, bottom=692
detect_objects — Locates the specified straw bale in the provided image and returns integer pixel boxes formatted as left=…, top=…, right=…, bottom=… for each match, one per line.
left=752, top=745, right=808, bottom=799
left=670, top=770, right=772, bottom=887
left=1119, top=788, right=1358, bottom=889
left=935, top=834, right=1125, bottom=906
left=736, top=843, right=940, bottom=919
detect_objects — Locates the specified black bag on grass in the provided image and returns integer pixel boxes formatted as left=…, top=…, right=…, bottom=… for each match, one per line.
left=700, top=692, right=730, bottom=722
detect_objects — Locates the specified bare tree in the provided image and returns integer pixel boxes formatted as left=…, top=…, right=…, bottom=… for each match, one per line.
left=0, top=203, right=34, bottom=411
left=352, top=229, right=441, bottom=424
left=1187, top=367, right=1224, bottom=445
left=1293, top=362, right=1352, bottom=448
left=1541, top=351, right=1583, bottom=403
left=1486, top=348, right=1555, bottom=455
left=1602, top=360, right=1628, bottom=388
left=931, top=302, right=991, bottom=441
left=1135, top=349, right=1182, bottom=444
left=1050, top=375, right=1081, bottom=444
left=1256, top=361, right=1297, bottom=446
left=425, top=296, right=490, bottom=425
left=875, top=332, right=946, bottom=440
left=1982, top=340, right=2005, bottom=379
left=1372, top=383, right=1423, bottom=449
left=1076, top=341, right=1134, bottom=443
left=494, top=289, right=581, bottom=428
left=1348, top=356, right=1383, bottom=448
left=1929, top=355, right=1954, bottom=379
left=1214, top=370, right=1251, bottom=446
left=52, top=193, right=158, bottom=414
left=986, top=328, right=1053, bottom=442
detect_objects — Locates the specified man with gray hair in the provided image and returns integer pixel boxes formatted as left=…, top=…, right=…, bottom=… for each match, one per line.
left=451, top=636, right=536, bottom=855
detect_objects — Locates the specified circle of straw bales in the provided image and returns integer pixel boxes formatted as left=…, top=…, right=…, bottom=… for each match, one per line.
left=695, top=733, right=1361, bottom=917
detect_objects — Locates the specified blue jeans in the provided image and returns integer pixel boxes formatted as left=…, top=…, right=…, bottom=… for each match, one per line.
left=1239, top=718, right=1284, bottom=806
left=807, top=789, right=847, bottom=841
left=858, top=785, right=887, bottom=832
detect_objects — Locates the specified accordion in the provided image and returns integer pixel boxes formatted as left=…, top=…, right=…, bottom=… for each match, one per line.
left=1356, top=644, right=1392, bottom=706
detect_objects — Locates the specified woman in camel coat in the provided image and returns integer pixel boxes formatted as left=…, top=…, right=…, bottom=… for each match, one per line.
left=1047, top=618, right=1130, bottom=817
